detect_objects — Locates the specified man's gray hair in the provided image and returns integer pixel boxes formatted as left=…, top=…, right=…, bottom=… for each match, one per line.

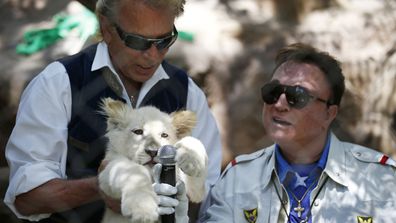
left=96, top=0, right=186, bottom=23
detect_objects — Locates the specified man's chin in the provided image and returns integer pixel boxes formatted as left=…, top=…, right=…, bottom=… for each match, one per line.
left=271, top=132, right=293, bottom=144
left=133, top=66, right=157, bottom=80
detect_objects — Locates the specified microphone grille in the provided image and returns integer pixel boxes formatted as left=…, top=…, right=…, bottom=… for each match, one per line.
left=158, top=145, right=176, bottom=165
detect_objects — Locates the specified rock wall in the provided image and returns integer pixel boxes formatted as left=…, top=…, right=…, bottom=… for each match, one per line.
left=169, top=0, right=396, bottom=167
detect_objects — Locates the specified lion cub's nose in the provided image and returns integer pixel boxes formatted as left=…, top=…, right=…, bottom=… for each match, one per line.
left=145, top=148, right=158, bottom=158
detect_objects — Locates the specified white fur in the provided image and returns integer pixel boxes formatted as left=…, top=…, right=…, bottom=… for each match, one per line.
left=98, top=98, right=208, bottom=223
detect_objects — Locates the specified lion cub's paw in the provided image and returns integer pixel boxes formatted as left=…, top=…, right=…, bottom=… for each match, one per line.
left=175, top=136, right=207, bottom=177
left=122, top=192, right=159, bottom=223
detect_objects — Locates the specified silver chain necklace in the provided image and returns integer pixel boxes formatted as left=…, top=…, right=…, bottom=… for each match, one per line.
left=274, top=175, right=329, bottom=223
left=287, top=176, right=320, bottom=218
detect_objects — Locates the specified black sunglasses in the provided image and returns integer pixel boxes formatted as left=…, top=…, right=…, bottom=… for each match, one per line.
left=261, top=80, right=331, bottom=109
left=114, top=24, right=178, bottom=51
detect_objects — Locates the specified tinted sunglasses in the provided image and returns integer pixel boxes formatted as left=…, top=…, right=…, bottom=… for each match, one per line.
left=115, top=24, right=178, bottom=51
left=261, top=80, right=331, bottom=109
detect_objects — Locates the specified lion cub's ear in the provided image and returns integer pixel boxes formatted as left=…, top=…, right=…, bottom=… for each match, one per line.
left=100, top=97, right=127, bottom=130
left=171, top=110, right=197, bottom=138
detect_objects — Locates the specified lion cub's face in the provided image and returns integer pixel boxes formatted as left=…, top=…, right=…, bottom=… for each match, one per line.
left=101, top=98, right=196, bottom=167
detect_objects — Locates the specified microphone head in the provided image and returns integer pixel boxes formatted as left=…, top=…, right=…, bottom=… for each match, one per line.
left=158, top=145, right=177, bottom=165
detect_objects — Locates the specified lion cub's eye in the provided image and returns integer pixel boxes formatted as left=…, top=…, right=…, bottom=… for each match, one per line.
left=132, top=129, right=143, bottom=135
left=161, top=133, right=168, bottom=138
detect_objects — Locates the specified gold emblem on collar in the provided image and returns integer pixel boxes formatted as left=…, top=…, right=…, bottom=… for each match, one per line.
left=243, top=208, right=258, bottom=223
left=357, top=216, right=373, bottom=223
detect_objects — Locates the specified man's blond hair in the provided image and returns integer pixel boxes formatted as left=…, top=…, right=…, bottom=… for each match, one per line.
left=96, top=0, right=186, bottom=23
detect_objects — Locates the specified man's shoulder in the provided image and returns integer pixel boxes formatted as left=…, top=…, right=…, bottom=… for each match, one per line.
left=339, top=142, right=396, bottom=188
left=221, top=145, right=275, bottom=178
left=347, top=143, right=396, bottom=168
left=58, top=44, right=97, bottom=66
left=331, top=135, right=396, bottom=169
left=210, top=146, right=275, bottom=195
left=338, top=142, right=396, bottom=199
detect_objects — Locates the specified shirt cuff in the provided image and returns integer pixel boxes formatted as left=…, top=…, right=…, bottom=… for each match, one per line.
left=4, top=161, right=63, bottom=221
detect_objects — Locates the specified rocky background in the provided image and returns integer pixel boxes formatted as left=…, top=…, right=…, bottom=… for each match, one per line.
left=1, top=0, right=396, bottom=222
left=169, top=0, right=396, bottom=165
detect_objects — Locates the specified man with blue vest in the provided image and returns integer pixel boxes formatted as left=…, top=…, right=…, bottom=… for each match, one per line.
left=4, top=0, right=222, bottom=222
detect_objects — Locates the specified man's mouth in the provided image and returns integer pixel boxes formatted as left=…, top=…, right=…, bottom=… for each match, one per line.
left=139, top=64, right=154, bottom=69
left=137, top=64, right=156, bottom=72
left=273, top=117, right=291, bottom=126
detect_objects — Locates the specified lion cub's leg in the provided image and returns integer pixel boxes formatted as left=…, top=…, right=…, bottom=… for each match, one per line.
left=99, top=158, right=159, bottom=223
left=174, top=136, right=208, bottom=203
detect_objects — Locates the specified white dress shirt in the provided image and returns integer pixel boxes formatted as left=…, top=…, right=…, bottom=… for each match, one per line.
left=4, top=42, right=222, bottom=221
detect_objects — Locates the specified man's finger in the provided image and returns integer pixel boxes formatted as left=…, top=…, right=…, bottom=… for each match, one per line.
left=158, top=195, right=179, bottom=207
left=153, top=163, right=162, bottom=184
left=158, top=206, right=175, bottom=215
left=153, top=183, right=177, bottom=195
left=176, top=181, right=186, bottom=196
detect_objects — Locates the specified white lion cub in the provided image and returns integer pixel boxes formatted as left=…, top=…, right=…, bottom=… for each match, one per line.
left=98, top=98, right=208, bottom=223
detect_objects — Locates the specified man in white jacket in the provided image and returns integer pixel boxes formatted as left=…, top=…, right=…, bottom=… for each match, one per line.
left=203, top=43, right=396, bottom=223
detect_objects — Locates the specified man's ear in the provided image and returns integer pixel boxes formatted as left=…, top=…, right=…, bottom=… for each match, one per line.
left=171, top=110, right=197, bottom=138
left=98, top=14, right=113, bottom=43
left=325, top=104, right=338, bottom=127
left=328, top=104, right=338, bottom=119
left=100, top=97, right=126, bottom=130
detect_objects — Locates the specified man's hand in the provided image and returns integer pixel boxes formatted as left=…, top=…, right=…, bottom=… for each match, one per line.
left=98, top=159, right=121, bottom=214
left=152, top=163, right=189, bottom=223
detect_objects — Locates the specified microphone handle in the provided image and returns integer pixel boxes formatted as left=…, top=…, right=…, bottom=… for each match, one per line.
left=160, top=163, right=176, bottom=223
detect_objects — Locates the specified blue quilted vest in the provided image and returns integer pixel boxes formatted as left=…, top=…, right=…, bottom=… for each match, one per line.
left=31, top=44, right=188, bottom=223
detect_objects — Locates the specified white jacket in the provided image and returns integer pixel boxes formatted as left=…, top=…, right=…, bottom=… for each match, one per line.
left=204, top=133, right=396, bottom=223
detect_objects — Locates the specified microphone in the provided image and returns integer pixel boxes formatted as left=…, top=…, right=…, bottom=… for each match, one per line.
left=158, top=145, right=177, bottom=223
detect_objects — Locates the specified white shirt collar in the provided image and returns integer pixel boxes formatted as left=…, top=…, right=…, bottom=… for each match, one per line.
left=91, top=41, right=170, bottom=107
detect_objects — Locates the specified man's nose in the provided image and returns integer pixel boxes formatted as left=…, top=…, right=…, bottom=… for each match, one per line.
left=142, top=44, right=162, bottom=59
left=274, top=93, right=289, bottom=108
